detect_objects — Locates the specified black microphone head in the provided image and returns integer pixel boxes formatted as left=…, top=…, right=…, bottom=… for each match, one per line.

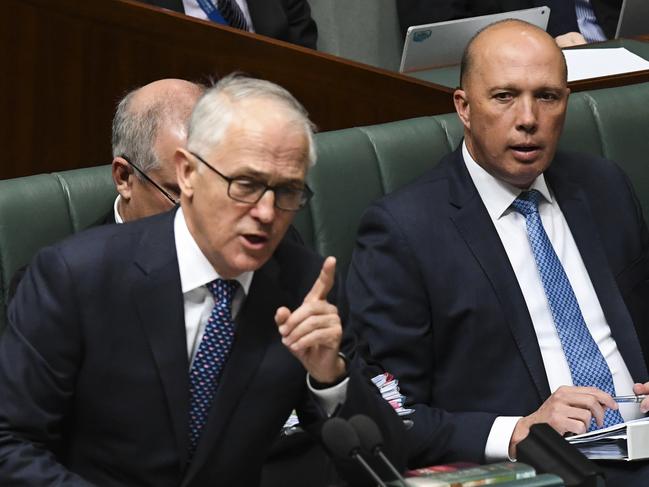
left=321, top=417, right=361, bottom=459
left=349, top=414, right=384, bottom=454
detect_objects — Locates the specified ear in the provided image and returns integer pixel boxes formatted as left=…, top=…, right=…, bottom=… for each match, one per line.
left=175, top=148, right=197, bottom=199
left=453, top=88, right=471, bottom=130
left=112, top=157, right=133, bottom=201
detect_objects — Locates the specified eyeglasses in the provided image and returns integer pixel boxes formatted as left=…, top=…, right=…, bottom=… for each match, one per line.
left=121, top=155, right=179, bottom=206
left=189, top=151, right=313, bottom=211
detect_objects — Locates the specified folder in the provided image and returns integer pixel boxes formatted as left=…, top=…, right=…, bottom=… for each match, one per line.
left=566, top=417, right=649, bottom=461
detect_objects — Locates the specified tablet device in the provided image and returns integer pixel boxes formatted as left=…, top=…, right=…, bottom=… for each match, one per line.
left=399, top=6, right=550, bottom=73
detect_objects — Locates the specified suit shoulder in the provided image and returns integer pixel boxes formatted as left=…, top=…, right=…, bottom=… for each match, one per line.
left=368, top=152, right=457, bottom=220
left=42, top=211, right=173, bottom=271
left=551, top=150, right=628, bottom=185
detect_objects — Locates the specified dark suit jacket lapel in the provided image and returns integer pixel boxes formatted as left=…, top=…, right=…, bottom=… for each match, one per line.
left=132, top=211, right=191, bottom=469
left=446, top=149, right=551, bottom=401
left=546, top=164, right=649, bottom=382
left=147, top=0, right=185, bottom=13
left=182, top=254, right=289, bottom=484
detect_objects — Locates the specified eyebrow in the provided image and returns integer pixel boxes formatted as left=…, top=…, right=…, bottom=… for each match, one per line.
left=230, top=168, right=305, bottom=186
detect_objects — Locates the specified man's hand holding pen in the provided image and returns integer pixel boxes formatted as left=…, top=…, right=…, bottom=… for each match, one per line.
left=631, top=382, right=649, bottom=414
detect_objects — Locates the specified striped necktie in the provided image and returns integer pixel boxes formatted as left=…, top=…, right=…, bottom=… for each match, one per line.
left=217, top=0, right=249, bottom=31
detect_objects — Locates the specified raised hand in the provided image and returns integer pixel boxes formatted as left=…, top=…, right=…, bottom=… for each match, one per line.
left=275, top=257, right=346, bottom=384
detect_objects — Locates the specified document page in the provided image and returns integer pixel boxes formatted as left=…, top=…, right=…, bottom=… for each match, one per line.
left=563, top=48, right=649, bottom=82
left=566, top=417, right=649, bottom=460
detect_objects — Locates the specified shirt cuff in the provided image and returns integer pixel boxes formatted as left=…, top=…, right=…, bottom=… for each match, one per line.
left=306, top=374, right=349, bottom=416
left=484, top=416, right=522, bottom=462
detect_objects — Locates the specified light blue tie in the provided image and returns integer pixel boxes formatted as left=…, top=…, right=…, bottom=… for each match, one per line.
left=188, top=279, right=238, bottom=456
left=512, top=190, right=623, bottom=430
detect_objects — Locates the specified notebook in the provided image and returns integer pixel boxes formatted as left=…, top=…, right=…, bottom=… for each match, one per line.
left=399, top=7, right=550, bottom=73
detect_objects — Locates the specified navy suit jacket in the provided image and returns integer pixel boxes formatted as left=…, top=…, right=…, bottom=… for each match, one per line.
left=397, top=0, right=622, bottom=39
left=0, top=209, right=405, bottom=486
left=346, top=148, right=649, bottom=466
left=140, top=0, right=317, bottom=49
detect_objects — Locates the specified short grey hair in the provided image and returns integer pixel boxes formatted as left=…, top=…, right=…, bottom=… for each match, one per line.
left=187, top=74, right=317, bottom=167
left=112, top=81, right=204, bottom=175
left=111, top=91, right=163, bottom=174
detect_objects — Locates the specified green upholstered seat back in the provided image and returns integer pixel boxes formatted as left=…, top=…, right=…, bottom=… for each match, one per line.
left=1, top=81, right=648, bottom=333
left=0, top=166, right=115, bottom=331
left=562, top=83, right=649, bottom=215
left=294, top=81, right=649, bottom=276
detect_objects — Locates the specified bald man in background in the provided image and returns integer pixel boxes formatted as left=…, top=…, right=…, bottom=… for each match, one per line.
left=7, top=79, right=203, bottom=301
left=111, top=78, right=204, bottom=223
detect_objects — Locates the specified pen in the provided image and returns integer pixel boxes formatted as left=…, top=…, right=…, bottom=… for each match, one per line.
left=613, top=394, right=647, bottom=403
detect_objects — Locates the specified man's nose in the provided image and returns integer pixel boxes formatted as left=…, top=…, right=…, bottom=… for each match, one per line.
left=516, top=96, right=538, bottom=133
left=251, top=189, right=276, bottom=223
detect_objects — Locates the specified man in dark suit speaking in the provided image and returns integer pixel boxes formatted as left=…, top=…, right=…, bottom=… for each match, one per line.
left=0, top=75, right=405, bottom=486
left=347, top=20, right=649, bottom=485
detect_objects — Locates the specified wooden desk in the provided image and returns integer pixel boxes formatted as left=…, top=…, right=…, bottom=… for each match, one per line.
left=0, top=0, right=454, bottom=179
left=1, top=0, right=648, bottom=179
left=408, top=38, right=649, bottom=93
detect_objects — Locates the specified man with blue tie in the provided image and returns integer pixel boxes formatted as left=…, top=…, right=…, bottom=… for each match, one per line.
left=139, top=0, right=317, bottom=49
left=0, top=74, right=405, bottom=486
left=347, top=19, right=649, bottom=485
left=397, top=0, right=622, bottom=47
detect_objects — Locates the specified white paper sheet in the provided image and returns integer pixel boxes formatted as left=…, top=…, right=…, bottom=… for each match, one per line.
left=563, top=47, right=649, bottom=82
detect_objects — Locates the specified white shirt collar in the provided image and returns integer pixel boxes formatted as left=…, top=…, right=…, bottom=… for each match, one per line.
left=173, top=207, right=254, bottom=295
left=462, top=141, right=553, bottom=220
left=114, top=195, right=124, bottom=224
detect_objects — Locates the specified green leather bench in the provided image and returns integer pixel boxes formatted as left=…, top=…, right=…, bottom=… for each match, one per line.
left=1, top=81, right=648, bottom=333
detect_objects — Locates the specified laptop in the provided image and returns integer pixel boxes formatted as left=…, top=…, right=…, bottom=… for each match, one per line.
left=399, top=7, right=550, bottom=73
left=615, top=0, right=649, bottom=38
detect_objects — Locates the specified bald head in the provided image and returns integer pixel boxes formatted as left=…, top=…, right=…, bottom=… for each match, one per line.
left=112, top=78, right=204, bottom=172
left=112, top=78, right=204, bottom=222
left=460, top=19, right=568, bottom=89
left=452, top=18, right=570, bottom=189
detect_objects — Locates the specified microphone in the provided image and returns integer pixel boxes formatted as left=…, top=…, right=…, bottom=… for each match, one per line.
left=349, top=414, right=409, bottom=487
left=321, top=417, right=388, bottom=487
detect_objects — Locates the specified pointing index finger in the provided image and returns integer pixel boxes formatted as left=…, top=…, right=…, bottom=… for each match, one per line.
left=304, top=256, right=336, bottom=303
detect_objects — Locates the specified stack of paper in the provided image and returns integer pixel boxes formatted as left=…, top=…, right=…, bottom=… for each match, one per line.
left=563, top=48, right=649, bottom=82
left=281, top=372, right=414, bottom=434
left=371, top=372, right=415, bottom=416
left=566, top=416, right=649, bottom=460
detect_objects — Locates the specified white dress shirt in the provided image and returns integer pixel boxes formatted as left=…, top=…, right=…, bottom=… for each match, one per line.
left=173, top=208, right=347, bottom=414
left=182, top=0, right=255, bottom=32
left=113, top=195, right=124, bottom=224
left=461, top=143, right=641, bottom=461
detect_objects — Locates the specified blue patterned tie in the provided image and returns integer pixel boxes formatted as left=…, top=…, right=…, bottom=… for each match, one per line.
left=217, top=0, right=249, bottom=30
left=512, top=190, right=623, bottom=430
left=188, top=279, right=238, bottom=455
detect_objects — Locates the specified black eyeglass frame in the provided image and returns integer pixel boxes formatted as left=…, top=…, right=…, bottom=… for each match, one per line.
left=120, top=155, right=179, bottom=206
left=189, top=151, right=313, bottom=211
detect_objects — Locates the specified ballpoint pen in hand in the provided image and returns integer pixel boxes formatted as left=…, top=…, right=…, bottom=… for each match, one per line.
left=613, top=394, right=647, bottom=403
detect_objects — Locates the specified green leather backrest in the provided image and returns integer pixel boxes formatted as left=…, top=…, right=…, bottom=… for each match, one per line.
left=1, top=81, right=648, bottom=333
left=294, top=82, right=649, bottom=276
left=0, top=166, right=116, bottom=332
